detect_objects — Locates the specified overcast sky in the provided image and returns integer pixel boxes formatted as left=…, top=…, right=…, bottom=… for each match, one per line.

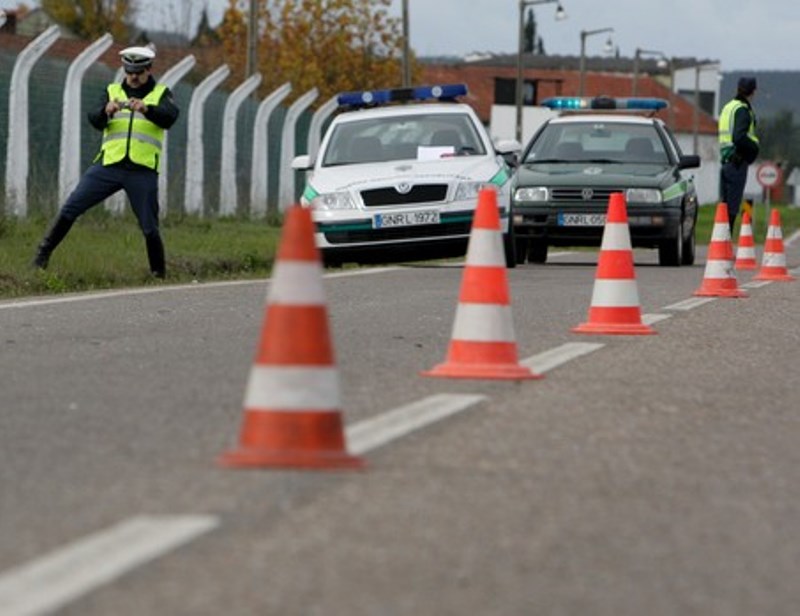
left=3, top=0, right=798, bottom=71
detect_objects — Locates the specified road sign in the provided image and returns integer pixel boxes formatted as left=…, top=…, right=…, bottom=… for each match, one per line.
left=756, top=161, right=782, bottom=188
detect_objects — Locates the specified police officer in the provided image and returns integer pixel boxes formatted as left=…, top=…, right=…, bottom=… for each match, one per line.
left=718, top=76, right=759, bottom=232
left=33, top=45, right=180, bottom=278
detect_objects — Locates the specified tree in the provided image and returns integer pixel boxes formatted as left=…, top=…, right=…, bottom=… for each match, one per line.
left=41, top=0, right=134, bottom=40
left=216, top=0, right=410, bottom=104
left=758, top=110, right=800, bottom=170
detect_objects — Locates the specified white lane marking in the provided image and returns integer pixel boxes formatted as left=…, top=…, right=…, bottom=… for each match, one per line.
left=0, top=267, right=402, bottom=311
left=785, top=229, right=800, bottom=246
left=0, top=515, right=218, bottom=616
left=663, top=297, right=717, bottom=311
left=642, top=313, right=672, bottom=325
left=521, top=341, right=604, bottom=373
left=346, top=393, right=487, bottom=455
left=742, top=280, right=772, bottom=289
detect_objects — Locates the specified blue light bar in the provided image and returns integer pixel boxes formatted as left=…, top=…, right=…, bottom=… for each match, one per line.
left=541, top=96, right=668, bottom=111
left=337, top=84, right=468, bottom=108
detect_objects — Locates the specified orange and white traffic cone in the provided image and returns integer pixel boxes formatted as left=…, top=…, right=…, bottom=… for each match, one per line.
left=572, top=192, right=656, bottom=335
left=754, top=208, right=796, bottom=282
left=422, top=188, right=540, bottom=380
left=694, top=203, right=747, bottom=298
left=219, top=205, right=364, bottom=470
left=734, top=210, right=757, bottom=270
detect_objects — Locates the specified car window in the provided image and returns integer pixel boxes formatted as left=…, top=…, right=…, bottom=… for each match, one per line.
left=524, top=121, right=670, bottom=165
left=322, top=112, right=487, bottom=166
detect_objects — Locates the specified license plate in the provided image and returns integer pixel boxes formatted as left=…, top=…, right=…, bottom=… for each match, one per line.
left=373, top=210, right=440, bottom=228
left=558, top=213, right=606, bottom=226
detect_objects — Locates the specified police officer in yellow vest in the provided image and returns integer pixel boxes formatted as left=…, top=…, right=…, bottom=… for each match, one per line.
left=33, top=45, right=179, bottom=277
left=719, top=76, right=759, bottom=232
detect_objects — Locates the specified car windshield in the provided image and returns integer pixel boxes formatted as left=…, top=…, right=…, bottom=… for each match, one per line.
left=524, top=121, right=670, bottom=165
left=322, top=112, right=487, bottom=167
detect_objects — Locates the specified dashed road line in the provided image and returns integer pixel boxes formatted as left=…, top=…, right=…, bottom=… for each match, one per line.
left=662, top=297, right=717, bottom=311
left=642, top=313, right=672, bottom=325
left=521, top=341, right=604, bottom=373
left=346, top=393, right=487, bottom=455
left=0, top=515, right=218, bottom=616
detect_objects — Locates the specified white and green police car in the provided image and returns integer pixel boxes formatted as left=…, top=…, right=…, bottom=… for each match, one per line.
left=292, top=85, right=520, bottom=267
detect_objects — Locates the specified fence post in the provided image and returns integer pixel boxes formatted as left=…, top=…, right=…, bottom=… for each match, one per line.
left=219, top=73, right=261, bottom=216
left=58, top=33, right=113, bottom=205
left=183, top=64, right=230, bottom=217
left=4, top=25, right=60, bottom=218
left=278, top=88, right=318, bottom=212
left=249, top=82, right=291, bottom=219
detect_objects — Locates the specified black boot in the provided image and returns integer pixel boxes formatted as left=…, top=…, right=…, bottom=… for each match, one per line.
left=32, top=216, right=74, bottom=270
left=145, top=233, right=166, bottom=278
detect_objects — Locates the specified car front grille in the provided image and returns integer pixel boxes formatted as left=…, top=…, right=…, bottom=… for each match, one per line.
left=360, top=184, right=448, bottom=207
left=323, top=221, right=471, bottom=244
left=550, top=187, right=625, bottom=203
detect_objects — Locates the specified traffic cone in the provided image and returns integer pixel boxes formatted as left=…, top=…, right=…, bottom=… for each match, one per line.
left=421, top=188, right=540, bottom=380
left=754, top=208, right=796, bottom=282
left=694, top=203, right=747, bottom=298
left=734, top=210, right=757, bottom=270
left=219, top=205, right=364, bottom=470
left=572, top=192, right=656, bottom=335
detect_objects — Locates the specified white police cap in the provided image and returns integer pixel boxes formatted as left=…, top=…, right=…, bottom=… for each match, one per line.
left=120, top=46, right=155, bottom=72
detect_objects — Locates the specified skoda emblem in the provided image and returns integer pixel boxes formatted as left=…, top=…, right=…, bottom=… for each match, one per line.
left=581, top=188, right=594, bottom=201
left=396, top=182, right=412, bottom=194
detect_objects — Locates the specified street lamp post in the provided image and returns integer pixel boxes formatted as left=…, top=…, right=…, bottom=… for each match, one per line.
left=516, top=0, right=566, bottom=144
left=578, top=27, right=614, bottom=97
left=401, top=0, right=411, bottom=87
left=632, top=48, right=674, bottom=128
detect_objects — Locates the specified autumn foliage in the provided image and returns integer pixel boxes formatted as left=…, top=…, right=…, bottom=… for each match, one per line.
left=41, top=0, right=133, bottom=40
left=216, top=0, right=416, bottom=104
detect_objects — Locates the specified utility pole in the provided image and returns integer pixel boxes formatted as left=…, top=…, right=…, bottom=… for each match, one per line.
left=246, top=0, right=258, bottom=77
left=402, top=0, right=411, bottom=87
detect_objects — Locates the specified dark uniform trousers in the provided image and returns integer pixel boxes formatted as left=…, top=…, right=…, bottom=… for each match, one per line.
left=720, top=160, right=749, bottom=230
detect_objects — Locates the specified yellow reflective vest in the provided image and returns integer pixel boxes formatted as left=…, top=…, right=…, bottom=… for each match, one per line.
left=100, top=83, right=167, bottom=172
left=718, top=99, right=758, bottom=163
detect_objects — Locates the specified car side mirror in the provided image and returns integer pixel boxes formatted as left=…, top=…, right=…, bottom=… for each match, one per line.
left=678, top=154, right=700, bottom=170
left=495, top=139, right=521, bottom=169
left=292, top=155, right=312, bottom=171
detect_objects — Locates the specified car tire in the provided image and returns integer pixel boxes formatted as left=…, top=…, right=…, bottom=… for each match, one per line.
left=514, top=237, right=529, bottom=264
left=528, top=239, right=548, bottom=264
left=658, top=220, right=683, bottom=267
left=503, top=230, right=517, bottom=269
left=681, top=220, right=696, bottom=265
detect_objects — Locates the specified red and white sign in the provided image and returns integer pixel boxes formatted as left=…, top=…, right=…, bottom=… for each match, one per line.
left=756, top=162, right=782, bottom=188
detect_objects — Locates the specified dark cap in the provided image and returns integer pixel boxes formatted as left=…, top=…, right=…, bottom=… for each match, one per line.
left=737, top=76, right=757, bottom=96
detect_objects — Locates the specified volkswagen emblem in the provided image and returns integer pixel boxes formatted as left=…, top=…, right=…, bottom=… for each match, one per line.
left=396, top=182, right=413, bottom=194
left=581, top=188, right=594, bottom=201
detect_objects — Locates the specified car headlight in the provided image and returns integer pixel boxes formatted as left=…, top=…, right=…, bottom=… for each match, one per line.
left=455, top=181, right=491, bottom=201
left=625, top=188, right=662, bottom=204
left=310, top=192, right=357, bottom=210
left=514, top=187, right=549, bottom=202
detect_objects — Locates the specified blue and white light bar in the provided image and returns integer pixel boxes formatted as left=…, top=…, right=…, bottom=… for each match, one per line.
left=337, top=84, right=468, bottom=108
left=541, top=96, right=668, bottom=111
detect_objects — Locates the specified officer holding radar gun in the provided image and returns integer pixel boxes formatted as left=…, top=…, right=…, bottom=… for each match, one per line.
left=33, top=46, right=180, bottom=278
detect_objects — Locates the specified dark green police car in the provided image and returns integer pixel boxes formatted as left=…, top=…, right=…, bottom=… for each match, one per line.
left=511, top=97, right=701, bottom=266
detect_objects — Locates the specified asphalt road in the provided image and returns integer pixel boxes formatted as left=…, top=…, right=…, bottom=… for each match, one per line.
left=1, top=237, right=799, bottom=616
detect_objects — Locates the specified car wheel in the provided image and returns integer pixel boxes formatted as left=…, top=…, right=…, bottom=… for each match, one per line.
left=528, top=239, right=548, bottom=264
left=503, top=230, right=517, bottom=269
left=658, top=219, right=683, bottom=266
left=681, top=220, right=696, bottom=265
left=514, top=237, right=529, bottom=264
